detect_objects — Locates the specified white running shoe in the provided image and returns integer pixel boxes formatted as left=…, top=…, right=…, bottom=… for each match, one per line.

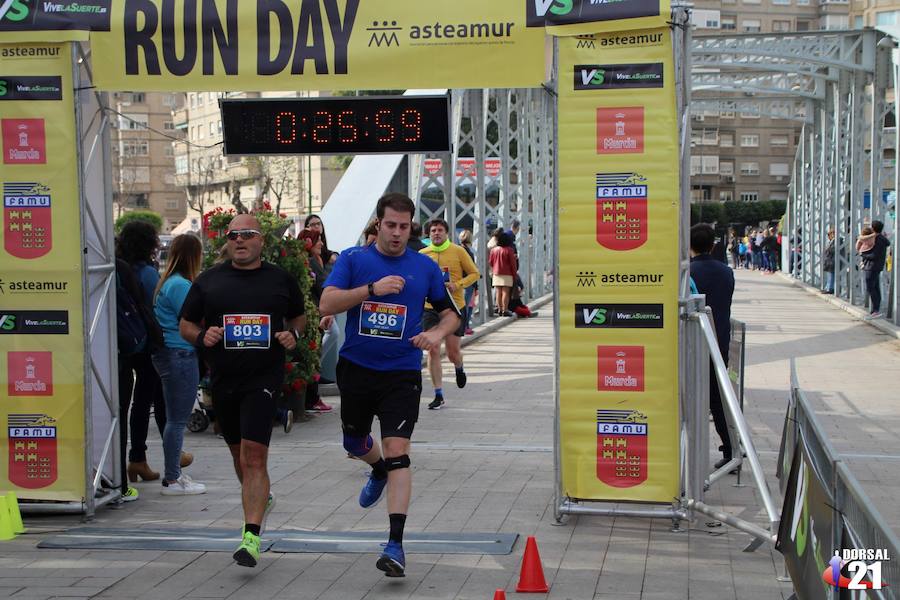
left=161, top=474, right=207, bottom=495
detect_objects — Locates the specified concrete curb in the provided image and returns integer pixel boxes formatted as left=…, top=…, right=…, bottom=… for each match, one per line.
left=777, top=272, right=900, bottom=341
left=320, top=292, right=554, bottom=397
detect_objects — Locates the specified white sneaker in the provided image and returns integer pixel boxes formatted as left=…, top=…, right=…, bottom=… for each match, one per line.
left=161, top=474, right=207, bottom=495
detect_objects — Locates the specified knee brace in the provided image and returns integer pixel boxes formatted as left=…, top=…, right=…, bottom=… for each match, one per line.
left=385, top=454, right=411, bottom=471
left=343, top=434, right=373, bottom=457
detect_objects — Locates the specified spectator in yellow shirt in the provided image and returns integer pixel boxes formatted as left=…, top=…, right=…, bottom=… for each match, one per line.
left=420, top=219, right=481, bottom=410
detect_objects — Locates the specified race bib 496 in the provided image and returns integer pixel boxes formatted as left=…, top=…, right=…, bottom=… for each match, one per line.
left=223, top=314, right=271, bottom=349
left=359, top=302, right=407, bottom=339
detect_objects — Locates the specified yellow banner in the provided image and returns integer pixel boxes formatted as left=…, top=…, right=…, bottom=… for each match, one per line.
left=89, top=0, right=546, bottom=92
left=528, top=0, right=670, bottom=35
left=557, top=28, right=679, bottom=502
left=0, top=43, right=86, bottom=501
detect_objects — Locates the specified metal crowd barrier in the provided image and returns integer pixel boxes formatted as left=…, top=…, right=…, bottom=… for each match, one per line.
left=728, top=318, right=746, bottom=410
left=780, top=360, right=900, bottom=600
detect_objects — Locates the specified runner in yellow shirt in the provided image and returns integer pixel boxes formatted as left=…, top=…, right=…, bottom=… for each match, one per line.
left=419, top=219, right=481, bottom=409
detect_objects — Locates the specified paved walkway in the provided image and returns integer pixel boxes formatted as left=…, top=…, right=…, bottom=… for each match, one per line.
left=733, top=269, right=900, bottom=531
left=3, top=295, right=838, bottom=600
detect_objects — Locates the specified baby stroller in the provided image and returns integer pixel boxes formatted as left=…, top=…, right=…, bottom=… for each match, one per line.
left=187, top=377, right=216, bottom=433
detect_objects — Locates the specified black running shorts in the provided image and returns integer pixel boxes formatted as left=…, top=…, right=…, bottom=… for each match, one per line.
left=211, top=381, right=279, bottom=446
left=422, top=308, right=466, bottom=338
left=337, top=357, right=422, bottom=440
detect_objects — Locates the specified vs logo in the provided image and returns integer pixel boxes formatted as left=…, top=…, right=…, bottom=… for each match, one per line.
left=582, top=307, right=608, bottom=325
left=0, top=314, right=16, bottom=331
left=534, top=0, right=575, bottom=16
left=0, top=0, right=30, bottom=22
left=581, top=69, right=605, bottom=87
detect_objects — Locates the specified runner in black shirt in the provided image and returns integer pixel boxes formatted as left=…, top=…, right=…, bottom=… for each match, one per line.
left=180, top=214, right=306, bottom=568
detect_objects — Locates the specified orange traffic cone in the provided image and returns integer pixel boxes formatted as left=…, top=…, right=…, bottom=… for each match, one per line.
left=493, top=589, right=507, bottom=600
left=515, top=536, right=549, bottom=593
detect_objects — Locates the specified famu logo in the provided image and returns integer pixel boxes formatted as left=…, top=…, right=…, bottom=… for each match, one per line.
left=596, top=172, right=648, bottom=250
left=8, top=413, right=58, bottom=489
left=4, top=182, right=52, bottom=258
left=575, top=63, right=664, bottom=91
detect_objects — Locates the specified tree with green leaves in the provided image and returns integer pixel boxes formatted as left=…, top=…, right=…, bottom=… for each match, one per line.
left=115, top=210, right=163, bottom=234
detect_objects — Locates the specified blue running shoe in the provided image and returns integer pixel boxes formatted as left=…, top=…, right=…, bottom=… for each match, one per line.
left=359, top=471, right=388, bottom=508
left=376, top=540, right=405, bottom=577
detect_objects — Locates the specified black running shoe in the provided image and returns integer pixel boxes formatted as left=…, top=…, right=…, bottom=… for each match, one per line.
left=428, top=396, right=444, bottom=410
left=455, top=369, right=467, bottom=389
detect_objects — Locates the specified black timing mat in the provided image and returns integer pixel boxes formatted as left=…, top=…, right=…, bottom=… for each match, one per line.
left=38, top=527, right=518, bottom=555
left=271, top=530, right=518, bottom=554
left=37, top=526, right=277, bottom=552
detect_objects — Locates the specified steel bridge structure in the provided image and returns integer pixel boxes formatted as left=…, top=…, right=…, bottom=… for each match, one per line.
left=690, top=28, right=899, bottom=326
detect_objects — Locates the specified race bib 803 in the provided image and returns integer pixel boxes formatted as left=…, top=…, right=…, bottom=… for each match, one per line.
left=223, top=314, right=271, bottom=349
left=359, top=302, right=407, bottom=339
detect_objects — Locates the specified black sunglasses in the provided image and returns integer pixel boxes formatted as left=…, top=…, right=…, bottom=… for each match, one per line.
left=225, top=229, right=261, bottom=241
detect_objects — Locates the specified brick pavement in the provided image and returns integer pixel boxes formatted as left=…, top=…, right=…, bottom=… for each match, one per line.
left=732, top=269, right=900, bottom=532
left=2, top=304, right=800, bottom=599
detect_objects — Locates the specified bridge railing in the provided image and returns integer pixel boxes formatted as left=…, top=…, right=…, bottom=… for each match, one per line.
left=777, top=359, right=900, bottom=600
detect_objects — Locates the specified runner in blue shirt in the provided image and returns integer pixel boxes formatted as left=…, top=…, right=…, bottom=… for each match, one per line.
left=321, top=193, right=460, bottom=578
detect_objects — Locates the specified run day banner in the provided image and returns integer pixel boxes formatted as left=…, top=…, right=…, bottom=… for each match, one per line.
left=526, top=0, right=669, bottom=35
left=89, top=0, right=547, bottom=92
left=557, top=28, right=679, bottom=503
left=0, top=42, right=86, bottom=501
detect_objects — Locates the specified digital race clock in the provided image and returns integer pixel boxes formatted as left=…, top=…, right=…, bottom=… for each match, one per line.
left=220, top=95, right=451, bottom=156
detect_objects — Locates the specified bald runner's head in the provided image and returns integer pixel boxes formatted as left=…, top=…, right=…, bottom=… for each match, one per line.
left=226, top=214, right=264, bottom=269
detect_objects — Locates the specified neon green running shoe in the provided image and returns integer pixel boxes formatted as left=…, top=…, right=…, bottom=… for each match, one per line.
left=122, top=486, right=139, bottom=502
left=233, top=531, right=261, bottom=567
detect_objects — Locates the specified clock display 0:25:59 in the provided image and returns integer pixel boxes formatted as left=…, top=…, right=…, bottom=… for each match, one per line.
left=221, top=96, right=450, bottom=155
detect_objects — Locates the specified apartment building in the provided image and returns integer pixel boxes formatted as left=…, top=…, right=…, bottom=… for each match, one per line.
left=690, top=0, right=851, bottom=204
left=172, top=91, right=342, bottom=223
left=851, top=0, right=900, bottom=27
left=110, top=92, right=187, bottom=231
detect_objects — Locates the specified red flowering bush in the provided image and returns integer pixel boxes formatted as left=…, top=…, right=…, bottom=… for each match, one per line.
left=202, top=206, right=320, bottom=392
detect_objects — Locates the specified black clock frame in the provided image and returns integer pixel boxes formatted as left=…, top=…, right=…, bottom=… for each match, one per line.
left=220, top=94, right=451, bottom=156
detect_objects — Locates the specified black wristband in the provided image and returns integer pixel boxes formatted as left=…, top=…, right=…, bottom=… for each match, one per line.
left=368, top=282, right=376, bottom=297
left=195, top=328, right=207, bottom=349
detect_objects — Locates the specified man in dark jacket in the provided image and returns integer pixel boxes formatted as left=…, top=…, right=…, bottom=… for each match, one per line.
left=690, top=224, right=736, bottom=469
left=862, top=220, right=891, bottom=318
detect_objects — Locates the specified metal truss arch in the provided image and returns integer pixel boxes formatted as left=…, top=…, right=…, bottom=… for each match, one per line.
left=412, top=88, right=554, bottom=324
left=690, top=27, right=898, bottom=326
